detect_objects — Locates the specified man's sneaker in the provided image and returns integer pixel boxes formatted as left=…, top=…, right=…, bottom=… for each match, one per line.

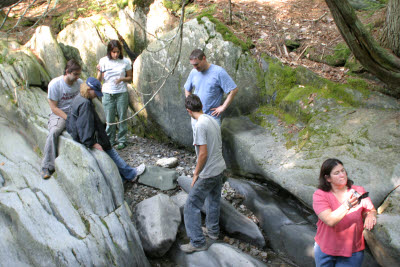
left=202, top=227, right=218, bottom=240
left=41, top=168, right=51, bottom=179
left=136, top=163, right=146, bottom=176
left=180, top=243, right=207, bottom=253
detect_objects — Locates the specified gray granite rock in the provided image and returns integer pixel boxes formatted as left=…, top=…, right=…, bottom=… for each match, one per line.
left=134, top=194, right=181, bottom=257
left=132, top=17, right=260, bottom=147
left=25, top=25, right=66, bottom=79
left=365, top=184, right=400, bottom=267
left=156, top=157, right=179, bottom=168
left=170, top=242, right=267, bottom=267
left=178, top=176, right=265, bottom=247
left=138, top=165, right=178, bottom=190
left=0, top=119, right=150, bottom=266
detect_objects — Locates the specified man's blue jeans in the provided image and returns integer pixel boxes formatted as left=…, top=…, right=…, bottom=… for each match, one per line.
left=105, top=148, right=137, bottom=181
left=314, top=243, right=364, bottom=267
left=184, top=173, right=223, bottom=247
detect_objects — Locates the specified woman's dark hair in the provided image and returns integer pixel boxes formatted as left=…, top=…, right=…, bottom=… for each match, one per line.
left=185, top=94, right=202, bottom=112
left=107, top=40, right=123, bottom=60
left=64, top=59, right=81, bottom=75
left=318, top=158, right=354, bottom=192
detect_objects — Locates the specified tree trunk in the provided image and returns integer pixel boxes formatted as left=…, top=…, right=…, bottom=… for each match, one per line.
left=325, top=0, right=400, bottom=97
left=385, top=0, right=400, bottom=57
left=228, top=0, right=232, bottom=25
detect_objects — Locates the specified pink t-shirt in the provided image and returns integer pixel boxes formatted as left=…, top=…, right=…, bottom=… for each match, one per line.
left=313, top=185, right=374, bottom=257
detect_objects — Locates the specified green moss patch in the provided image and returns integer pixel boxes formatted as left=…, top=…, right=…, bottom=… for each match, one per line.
left=197, top=12, right=253, bottom=52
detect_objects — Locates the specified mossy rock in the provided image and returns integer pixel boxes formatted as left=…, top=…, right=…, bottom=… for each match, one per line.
left=345, top=55, right=365, bottom=73
left=306, top=43, right=351, bottom=67
left=197, top=13, right=254, bottom=52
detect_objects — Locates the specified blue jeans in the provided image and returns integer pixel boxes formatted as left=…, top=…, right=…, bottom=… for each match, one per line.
left=184, top=173, right=223, bottom=247
left=314, top=243, right=364, bottom=267
left=105, top=148, right=137, bottom=181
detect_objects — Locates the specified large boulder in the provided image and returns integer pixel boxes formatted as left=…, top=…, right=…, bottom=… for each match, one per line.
left=57, top=17, right=107, bottom=78
left=132, top=17, right=260, bottom=147
left=25, top=26, right=66, bottom=79
left=365, top=185, right=400, bottom=266
left=0, top=118, right=150, bottom=266
left=0, top=44, right=150, bottom=266
left=133, top=193, right=181, bottom=257
left=222, top=107, right=400, bottom=209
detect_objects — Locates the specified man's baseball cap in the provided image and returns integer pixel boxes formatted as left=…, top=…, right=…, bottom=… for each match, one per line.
left=86, top=77, right=103, bottom=97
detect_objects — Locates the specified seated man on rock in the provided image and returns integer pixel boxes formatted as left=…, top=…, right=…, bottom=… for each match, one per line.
left=66, top=77, right=145, bottom=181
left=41, top=59, right=83, bottom=179
left=180, top=94, right=226, bottom=253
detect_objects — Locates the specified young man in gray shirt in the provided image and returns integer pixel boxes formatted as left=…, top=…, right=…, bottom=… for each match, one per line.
left=41, top=59, right=83, bottom=179
left=180, top=94, right=226, bottom=253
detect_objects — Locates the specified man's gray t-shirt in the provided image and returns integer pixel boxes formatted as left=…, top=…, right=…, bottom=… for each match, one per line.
left=194, top=114, right=226, bottom=178
left=48, top=75, right=83, bottom=114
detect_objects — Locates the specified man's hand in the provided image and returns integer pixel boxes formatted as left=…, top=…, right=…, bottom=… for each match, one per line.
left=191, top=174, right=199, bottom=187
left=48, top=99, right=67, bottom=120
left=210, top=105, right=226, bottom=117
left=93, top=143, right=103, bottom=151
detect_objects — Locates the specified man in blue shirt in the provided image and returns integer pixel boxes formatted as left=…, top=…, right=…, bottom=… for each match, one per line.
left=184, top=49, right=238, bottom=126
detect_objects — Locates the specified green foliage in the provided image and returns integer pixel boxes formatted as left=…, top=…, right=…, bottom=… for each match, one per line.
left=163, top=0, right=191, bottom=12
left=117, top=0, right=129, bottom=9
left=197, top=9, right=253, bottom=52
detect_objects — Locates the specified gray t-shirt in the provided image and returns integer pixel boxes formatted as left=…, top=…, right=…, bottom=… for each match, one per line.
left=194, top=114, right=226, bottom=178
left=48, top=75, right=82, bottom=114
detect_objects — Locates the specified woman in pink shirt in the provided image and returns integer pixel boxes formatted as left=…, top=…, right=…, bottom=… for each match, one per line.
left=313, top=158, right=377, bottom=266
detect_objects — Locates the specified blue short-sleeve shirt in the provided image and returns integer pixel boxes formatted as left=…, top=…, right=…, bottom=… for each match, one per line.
left=184, top=64, right=237, bottom=117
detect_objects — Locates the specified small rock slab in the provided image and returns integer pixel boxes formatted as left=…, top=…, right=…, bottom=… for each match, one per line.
left=138, top=166, right=178, bottom=190
left=156, top=157, right=178, bottom=168
left=133, top=194, right=181, bottom=258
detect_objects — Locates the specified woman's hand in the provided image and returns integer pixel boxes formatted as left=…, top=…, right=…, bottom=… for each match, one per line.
left=346, top=189, right=359, bottom=209
left=114, top=78, right=123, bottom=84
left=364, top=210, right=377, bottom=230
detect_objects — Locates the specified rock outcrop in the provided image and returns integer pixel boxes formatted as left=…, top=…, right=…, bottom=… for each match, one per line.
left=133, top=194, right=181, bottom=257
left=132, top=17, right=261, bottom=147
left=0, top=40, right=149, bottom=266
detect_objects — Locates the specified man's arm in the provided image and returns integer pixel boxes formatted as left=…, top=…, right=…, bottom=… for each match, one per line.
left=48, top=99, right=67, bottom=120
left=185, top=89, right=192, bottom=98
left=210, top=87, right=238, bottom=117
left=192, top=144, right=207, bottom=187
